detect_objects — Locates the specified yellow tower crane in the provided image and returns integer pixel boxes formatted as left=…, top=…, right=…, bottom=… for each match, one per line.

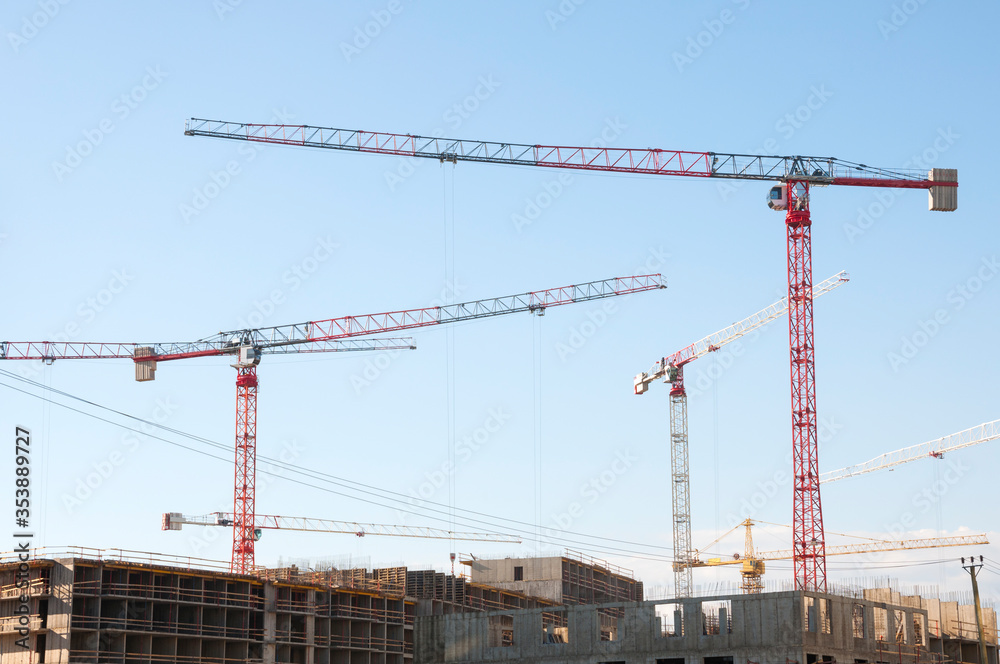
left=683, top=519, right=989, bottom=594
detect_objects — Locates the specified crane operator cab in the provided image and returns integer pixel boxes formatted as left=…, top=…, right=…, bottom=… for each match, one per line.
left=767, top=184, right=787, bottom=211
left=232, top=345, right=262, bottom=368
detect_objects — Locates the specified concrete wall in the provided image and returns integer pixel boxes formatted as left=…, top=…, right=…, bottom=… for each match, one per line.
left=414, top=591, right=942, bottom=664
left=45, top=559, right=74, bottom=663
left=465, top=556, right=641, bottom=606
left=467, top=558, right=563, bottom=584
left=0, top=560, right=70, bottom=663
left=466, top=557, right=565, bottom=604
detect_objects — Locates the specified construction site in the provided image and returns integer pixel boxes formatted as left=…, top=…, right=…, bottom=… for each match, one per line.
left=0, top=117, right=994, bottom=664
left=4, top=5, right=998, bottom=662
left=0, top=547, right=995, bottom=664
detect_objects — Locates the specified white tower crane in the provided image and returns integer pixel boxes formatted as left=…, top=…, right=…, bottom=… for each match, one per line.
left=820, top=419, right=1000, bottom=483
left=634, top=271, right=850, bottom=597
left=162, top=512, right=521, bottom=544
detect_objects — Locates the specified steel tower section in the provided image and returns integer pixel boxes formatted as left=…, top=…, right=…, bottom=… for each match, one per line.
left=785, top=181, right=826, bottom=591
left=668, top=367, right=692, bottom=597
left=233, top=367, right=258, bottom=574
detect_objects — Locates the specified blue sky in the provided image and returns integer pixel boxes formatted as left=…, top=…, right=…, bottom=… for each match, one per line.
left=2, top=1, right=998, bottom=600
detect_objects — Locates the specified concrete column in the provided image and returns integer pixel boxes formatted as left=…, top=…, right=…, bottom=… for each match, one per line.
left=682, top=599, right=701, bottom=647
left=264, top=582, right=276, bottom=664
left=45, top=560, right=74, bottom=664
left=306, top=589, right=316, bottom=664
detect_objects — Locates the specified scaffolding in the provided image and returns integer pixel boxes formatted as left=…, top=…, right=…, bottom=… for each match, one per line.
left=404, top=569, right=558, bottom=613
left=560, top=550, right=642, bottom=605
left=0, top=557, right=414, bottom=664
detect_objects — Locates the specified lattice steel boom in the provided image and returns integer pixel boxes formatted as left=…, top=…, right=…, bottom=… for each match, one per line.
left=183, top=119, right=954, bottom=190
left=758, top=533, right=990, bottom=559
left=634, top=271, right=850, bottom=393
left=684, top=518, right=988, bottom=594
left=3, top=275, right=663, bottom=366
left=0, top=337, right=416, bottom=362
left=820, top=419, right=1000, bottom=484
left=162, top=512, right=522, bottom=543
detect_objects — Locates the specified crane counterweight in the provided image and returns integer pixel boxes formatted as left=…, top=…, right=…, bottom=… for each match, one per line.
left=930, top=168, right=959, bottom=211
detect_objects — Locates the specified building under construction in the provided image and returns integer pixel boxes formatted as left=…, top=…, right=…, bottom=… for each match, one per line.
left=0, top=549, right=995, bottom=664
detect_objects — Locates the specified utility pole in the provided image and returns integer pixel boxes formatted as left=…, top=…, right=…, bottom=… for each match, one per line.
left=962, top=555, right=990, bottom=664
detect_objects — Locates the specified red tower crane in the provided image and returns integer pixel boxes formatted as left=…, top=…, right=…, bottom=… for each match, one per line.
left=2, top=275, right=664, bottom=574
left=183, top=118, right=959, bottom=591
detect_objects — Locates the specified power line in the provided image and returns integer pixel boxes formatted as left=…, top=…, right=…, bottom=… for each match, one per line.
left=0, top=370, right=679, bottom=561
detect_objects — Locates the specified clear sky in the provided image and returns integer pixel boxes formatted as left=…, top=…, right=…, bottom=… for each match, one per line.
left=2, top=1, right=999, bottom=601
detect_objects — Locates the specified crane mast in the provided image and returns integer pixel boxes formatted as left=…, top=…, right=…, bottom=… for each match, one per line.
left=783, top=180, right=824, bottom=590
left=185, top=118, right=958, bottom=591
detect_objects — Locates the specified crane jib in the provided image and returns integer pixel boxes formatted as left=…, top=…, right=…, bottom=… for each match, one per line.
left=0, top=278, right=682, bottom=373
left=185, top=120, right=955, bottom=190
